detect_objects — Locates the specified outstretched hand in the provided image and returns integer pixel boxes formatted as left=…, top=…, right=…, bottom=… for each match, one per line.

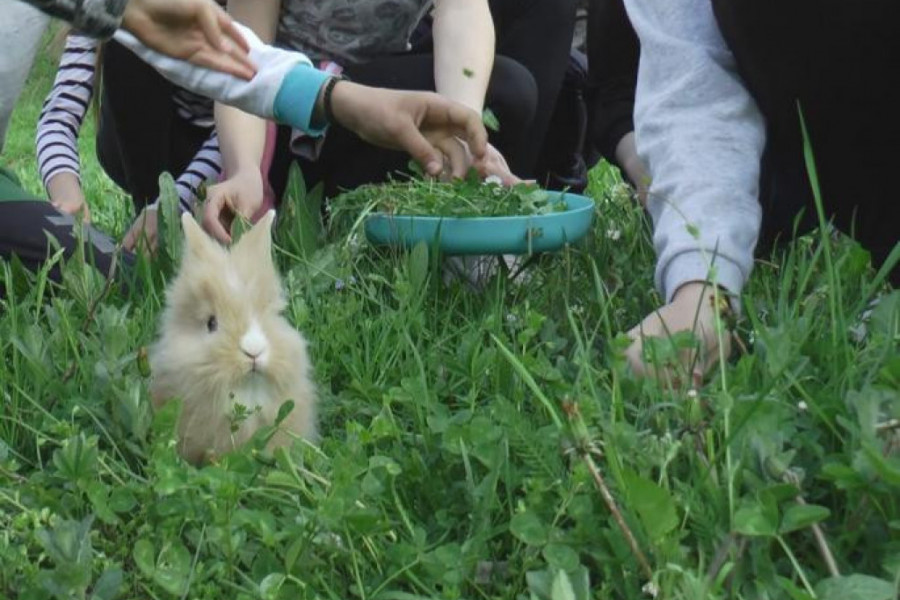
left=328, top=81, right=489, bottom=180
left=625, top=282, right=734, bottom=388
left=121, top=0, right=256, bottom=80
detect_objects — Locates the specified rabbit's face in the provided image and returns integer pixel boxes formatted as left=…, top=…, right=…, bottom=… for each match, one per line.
left=153, top=211, right=308, bottom=396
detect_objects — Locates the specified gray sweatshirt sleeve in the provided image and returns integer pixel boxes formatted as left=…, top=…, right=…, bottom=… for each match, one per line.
left=622, top=0, right=766, bottom=301
left=21, top=0, right=128, bottom=38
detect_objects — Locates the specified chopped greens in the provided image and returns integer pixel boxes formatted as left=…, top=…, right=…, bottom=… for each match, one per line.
left=331, top=170, right=568, bottom=218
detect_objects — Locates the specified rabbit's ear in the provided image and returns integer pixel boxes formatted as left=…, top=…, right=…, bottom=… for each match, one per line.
left=181, top=212, right=216, bottom=260
left=233, top=209, right=275, bottom=261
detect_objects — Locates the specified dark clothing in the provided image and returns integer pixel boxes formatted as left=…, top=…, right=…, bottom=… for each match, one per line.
left=0, top=168, right=132, bottom=291
left=585, top=0, right=639, bottom=170
left=711, top=0, right=900, bottom=282
left=533, top=49, right=590, bottom=193
left=488, top=0, right=578, bottom=178
left=97, top=40, right=216, bottom=212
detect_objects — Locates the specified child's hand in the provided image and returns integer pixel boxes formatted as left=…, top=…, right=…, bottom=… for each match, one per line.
left=123, top=206, right=159, bottom=255
left=624, top=281, right=734, bottom=388
left=328, top=81, right=488, bottom=180
left=121, top=0, right=256, bottom=80
left=203, top=169, right=264, bottom=243
left=47, top=172, right=90, bottom=223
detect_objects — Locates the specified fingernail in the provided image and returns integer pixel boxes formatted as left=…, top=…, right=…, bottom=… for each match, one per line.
left=426, top=161, right=441, bottom=176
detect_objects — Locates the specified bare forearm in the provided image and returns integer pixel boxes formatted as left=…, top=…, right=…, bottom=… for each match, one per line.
left=215, top=103, right=267, bottom=175
left=215, top=0, right=280, bottom=174
left=432, top=0, right=494, bottom=113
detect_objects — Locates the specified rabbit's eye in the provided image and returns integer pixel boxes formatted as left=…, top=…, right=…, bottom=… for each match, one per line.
left=207, top=315, right=218, bottom=333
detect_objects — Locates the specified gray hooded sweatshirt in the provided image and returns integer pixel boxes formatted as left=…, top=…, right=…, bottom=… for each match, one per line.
left=623, top=0, right=766, bottom=301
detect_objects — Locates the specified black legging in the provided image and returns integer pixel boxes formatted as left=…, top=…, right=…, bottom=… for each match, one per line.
left=488, top=0, right=577, bottom=178
left=96, top=40, right=213, bottom=213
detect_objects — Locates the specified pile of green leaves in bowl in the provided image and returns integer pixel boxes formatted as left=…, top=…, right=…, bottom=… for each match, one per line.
left=331, top=169, right=568, bottom=218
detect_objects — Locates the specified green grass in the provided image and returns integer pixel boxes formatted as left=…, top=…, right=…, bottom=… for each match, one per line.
left=1, top=32, right=899, bottom=600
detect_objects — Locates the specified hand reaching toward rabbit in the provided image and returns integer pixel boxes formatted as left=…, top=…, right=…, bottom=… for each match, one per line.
left=123, top=206, right=159, bottom=254
left=202, top=168, right=265, bottom=243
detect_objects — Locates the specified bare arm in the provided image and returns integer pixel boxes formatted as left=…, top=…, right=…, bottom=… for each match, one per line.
left=432, top=0, right=494, bottom=114
left=216, top=0, right=280, bottom=179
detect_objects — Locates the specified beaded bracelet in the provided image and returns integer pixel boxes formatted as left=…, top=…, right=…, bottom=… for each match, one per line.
left=323, top=76, right=345, bottom=125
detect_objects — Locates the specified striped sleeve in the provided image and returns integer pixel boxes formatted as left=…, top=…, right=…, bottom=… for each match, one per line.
left=150, top=132, right=222, bottom=213
left=21, top=0, right=127, bottom=39
left=36, top=34, right=97, bottom=191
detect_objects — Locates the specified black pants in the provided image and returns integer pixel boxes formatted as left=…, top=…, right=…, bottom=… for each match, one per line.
left=0, top=170, right=133, bottom=293
left=488, top=0, right=577, bottom=178
left=712, top=0, right=900, bottom=284
left=585, top=0, right=639, bottom=170
left=96, top=40, right=212, bottom=212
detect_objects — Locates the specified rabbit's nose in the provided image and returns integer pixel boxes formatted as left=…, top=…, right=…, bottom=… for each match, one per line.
left=240, top=320, right=269, bottom=359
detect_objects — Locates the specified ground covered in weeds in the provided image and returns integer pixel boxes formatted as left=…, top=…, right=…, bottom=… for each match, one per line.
left=1, top=34, right=898, bottom=600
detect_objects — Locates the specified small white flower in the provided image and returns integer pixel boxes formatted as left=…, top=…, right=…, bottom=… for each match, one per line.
left=484, top=175, right=503, bottom=186
left=687, top=388, right=698, bottom=399
left=798, top=401, right=808, bottom=412
left=606, top=228, right=622, bottom=241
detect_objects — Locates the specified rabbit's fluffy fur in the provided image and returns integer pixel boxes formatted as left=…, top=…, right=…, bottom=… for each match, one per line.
left=149, top=211, right=316, bottom=464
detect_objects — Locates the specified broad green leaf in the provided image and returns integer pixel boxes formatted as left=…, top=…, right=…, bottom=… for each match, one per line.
left=551, top=570, right=576, bottom=600
left=36, top=516, right=94, bottom=569
left=408, top=240, right=429, bottom=291
left=543, top=543, right=580, bottom=571
left=259, top=573, right=286, bottom=600
left=779, top=504, right=830, bottom=534
left=510, top=510, right=550, bottom=546
left=230, top=214, right=251, bottom=245
left=814, top=574, right=896, bottom=600
left=90, top=568, right=124, bottom=600
left=133, top=539, right=192, bottom=596
left=733, top=501, right=778, bottom=537
left=776, top=576, right=815, bottom=600
left=623, top=470, right=678, bottom=541
left=53, top=433, right=99, bottom=484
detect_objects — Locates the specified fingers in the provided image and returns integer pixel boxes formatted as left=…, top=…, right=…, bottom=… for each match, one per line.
left=440, top=101, right=488, bottom=161
left=216, top=9, right=251, bottom=54
left=123, top=212, right=157, bottom=255
left=203, top=191, right=233, bottom=243
left=433, top=137, right=470, bottom=180
left=477, top=148, right=522, bottom=186
left=389, top=118, right=445, bottom=177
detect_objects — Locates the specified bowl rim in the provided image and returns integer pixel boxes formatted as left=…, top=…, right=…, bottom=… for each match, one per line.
left=364, top=191, right=595, bottom=225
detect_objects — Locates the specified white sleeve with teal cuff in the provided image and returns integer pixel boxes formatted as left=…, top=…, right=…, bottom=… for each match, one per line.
left=623, top=0, right=766, bottom=302
left=112, top=23, right=331, bottom=135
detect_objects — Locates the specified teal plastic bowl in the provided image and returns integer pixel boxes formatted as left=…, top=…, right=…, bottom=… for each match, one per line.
left=363, top=192, right=595, bottom=255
